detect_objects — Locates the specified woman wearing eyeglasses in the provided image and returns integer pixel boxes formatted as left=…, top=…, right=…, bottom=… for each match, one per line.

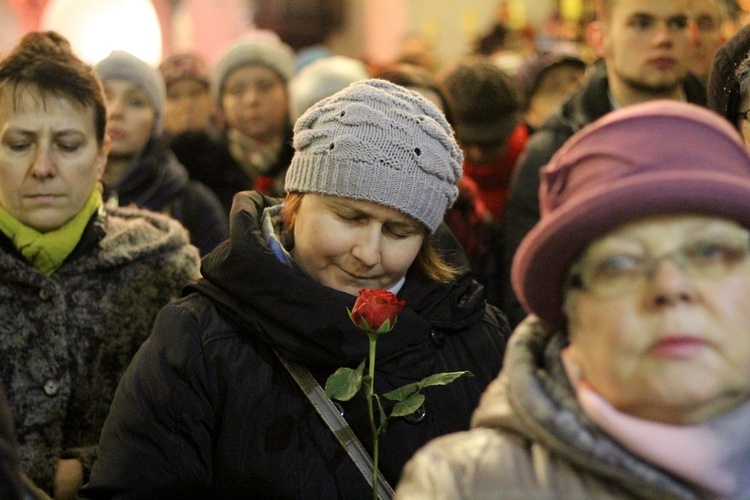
left=395, top=101, right=750, bottom=498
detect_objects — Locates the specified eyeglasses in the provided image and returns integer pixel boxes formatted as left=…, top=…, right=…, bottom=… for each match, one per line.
left=738, top=109, right=750, bottom=122
left=567, top=235, right=750, bottom=297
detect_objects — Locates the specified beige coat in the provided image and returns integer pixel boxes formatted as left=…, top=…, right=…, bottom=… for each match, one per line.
left=395, top=318, right=701, bottom=500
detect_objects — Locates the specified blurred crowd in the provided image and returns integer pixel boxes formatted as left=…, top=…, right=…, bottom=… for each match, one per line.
left=4, top=0, right=750, bottom=498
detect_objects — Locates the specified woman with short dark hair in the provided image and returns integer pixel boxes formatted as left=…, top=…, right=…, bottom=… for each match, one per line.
left=0, top=31, right=200, bottom=498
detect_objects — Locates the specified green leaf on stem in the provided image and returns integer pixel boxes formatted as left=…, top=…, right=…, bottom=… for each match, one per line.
left=391, top=393, right=426, bottom=417
left=382, top=371, right=474, bottom=402
left=325, top=360, right=366, bottom=401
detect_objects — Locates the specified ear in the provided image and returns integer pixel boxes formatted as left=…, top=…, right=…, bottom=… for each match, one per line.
left=95, top=135, right=111, bottom=180
left=586, top=20, right=607, bottom=59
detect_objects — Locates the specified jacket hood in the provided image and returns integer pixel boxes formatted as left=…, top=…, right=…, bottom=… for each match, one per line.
left=191, top=191, right=485, bottom=378
left=114, top=137, right=189, bottom=212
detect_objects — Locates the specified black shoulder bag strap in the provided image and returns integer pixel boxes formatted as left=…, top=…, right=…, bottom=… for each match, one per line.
left=274, top=350, right=395, bottom=500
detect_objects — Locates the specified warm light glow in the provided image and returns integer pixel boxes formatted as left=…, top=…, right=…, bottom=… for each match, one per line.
left=41, top=0, right=162, bottom=66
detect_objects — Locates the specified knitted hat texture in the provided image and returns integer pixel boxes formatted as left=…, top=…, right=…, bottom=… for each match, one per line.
left=512, top=100, right=750, bottom=329
left=95, top=50, right=166, bottom=133
left=159, top=53, right=211, bottom=89
left=212, top=35, right=295, bottom=105
left=441, top=60, right=520, bottom=144
left=285, top=79, right=463, bottom=233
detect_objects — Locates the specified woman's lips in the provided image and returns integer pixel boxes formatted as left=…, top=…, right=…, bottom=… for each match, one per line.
left=107, top=129, right=124, bottom=140
left=650, top=336, right=707, bottom=358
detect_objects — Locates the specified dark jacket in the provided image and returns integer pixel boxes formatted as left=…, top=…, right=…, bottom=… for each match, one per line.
left=109, top=137, right=228, bottom=255
left=0, top=384, right=25, bottom=500
left=0, top=385, right=49, bottom=500
left=82, top=191, right=509, bottom=499
left=0, top=207, right=200, bottom=495
left=168, top=128, right=295, bottom=215
left=498, top=65, right=708, bottom=328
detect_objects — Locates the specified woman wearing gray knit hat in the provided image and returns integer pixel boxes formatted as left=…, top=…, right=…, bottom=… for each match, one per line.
left=397, top=100, right=750, bottom=498
left=212, top=33, right=297, bottom=203
left=168, top=33, right=298, bottom=216
left=82, top=79, right=509, bottom=499
left=95, top=50, right=228, bottom=255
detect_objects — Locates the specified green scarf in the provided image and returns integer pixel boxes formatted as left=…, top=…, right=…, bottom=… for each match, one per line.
left=0, top=187, right=102, bottom=275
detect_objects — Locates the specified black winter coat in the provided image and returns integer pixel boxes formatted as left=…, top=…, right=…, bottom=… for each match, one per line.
left=498, top=64, right=707, bottom=328
left=82, top=192, right=509, bottom=499
left=168, top=128, right=295, bottom=215
left=109, top=137, right=228, bottom=255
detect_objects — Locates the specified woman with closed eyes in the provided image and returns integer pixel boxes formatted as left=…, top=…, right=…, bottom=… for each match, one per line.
left=81, top=79, right=509, bottom=499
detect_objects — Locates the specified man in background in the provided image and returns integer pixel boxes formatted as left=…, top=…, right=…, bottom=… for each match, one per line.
left=689, top=0, right=732, bottom=84
left=499, top=0, right=707, bottom=328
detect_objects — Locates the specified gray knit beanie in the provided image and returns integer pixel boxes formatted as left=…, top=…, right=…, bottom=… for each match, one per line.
left=95, top=50, right=166, bottom=134
left=285, top=79, right=463, bottom=233
left=212, top=35, right=295, bottom=105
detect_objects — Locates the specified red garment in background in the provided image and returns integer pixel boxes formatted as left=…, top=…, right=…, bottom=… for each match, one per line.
left=462, top=123, right=529, bottom=222
left=444, top=176, right=491, bottom=263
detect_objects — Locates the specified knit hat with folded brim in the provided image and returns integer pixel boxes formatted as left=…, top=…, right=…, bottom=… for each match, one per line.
left=159, top=53, right=211, bottom=89
left=212, top=35, right=295, bottom=105
left=512, top=100, right=750, bottom=329
left=95, top=50, right=166, bottom=133
left=285, top=79, right=463, bottom=234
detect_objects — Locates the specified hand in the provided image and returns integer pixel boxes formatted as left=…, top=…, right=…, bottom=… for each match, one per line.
left=54, top=458, right=83, bottom=500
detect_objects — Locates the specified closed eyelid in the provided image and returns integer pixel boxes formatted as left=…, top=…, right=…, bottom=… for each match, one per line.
left=385, top=221, right=422, bottom=234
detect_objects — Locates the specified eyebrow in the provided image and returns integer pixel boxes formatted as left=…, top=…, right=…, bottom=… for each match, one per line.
left=328, top=199, right=421, bottom=227
left=3, top=127, right=87, bottom=139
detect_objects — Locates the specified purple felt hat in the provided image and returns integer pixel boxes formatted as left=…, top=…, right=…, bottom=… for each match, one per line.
left=512, top=100, right=750, bottom=329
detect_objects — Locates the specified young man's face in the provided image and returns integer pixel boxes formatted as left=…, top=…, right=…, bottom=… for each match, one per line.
left=688, top=0, right=725, bottom=81
left=597, top=0, right=692, bottom=101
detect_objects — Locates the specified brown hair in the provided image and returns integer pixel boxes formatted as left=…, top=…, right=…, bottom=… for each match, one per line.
left=281, top=192, right=459, bottom=284
left=0, top=31, right=107, bottom=145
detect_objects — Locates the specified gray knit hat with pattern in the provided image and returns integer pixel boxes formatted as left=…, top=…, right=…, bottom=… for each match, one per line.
left=285, top=78, right=463, bottom=233
left=212, top=35, right=295, bottom=105
left=95, top=50, right=166, bottom=134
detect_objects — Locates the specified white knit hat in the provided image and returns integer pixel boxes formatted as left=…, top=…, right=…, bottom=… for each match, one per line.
left=212, top=33, right=295, bottom=105
left=95, top=50, right=166, bottom=133
left=285, top=79, right=463, bottom=233
left=289, top=56, right=370, bottom=123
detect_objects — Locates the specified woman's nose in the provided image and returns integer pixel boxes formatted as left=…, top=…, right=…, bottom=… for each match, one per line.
left=30, top=145, right=55, bottom=179
left=645, top=258, right=697, bottom=307
left=351, top=226, right=381, bottom=267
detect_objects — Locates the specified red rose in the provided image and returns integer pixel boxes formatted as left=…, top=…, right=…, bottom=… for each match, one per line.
left=349, top=289, right=406, bottom=335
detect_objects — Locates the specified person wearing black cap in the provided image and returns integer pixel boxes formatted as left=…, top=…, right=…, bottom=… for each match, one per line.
left=440, top=59, right=526, bottom=224
left=514, top=50, right=588, bottom=133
